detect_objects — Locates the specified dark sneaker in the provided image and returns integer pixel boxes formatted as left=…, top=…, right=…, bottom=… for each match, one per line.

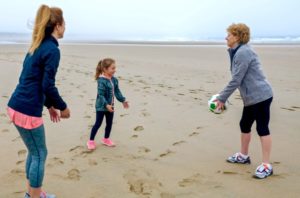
left=226, top=152, right=251, bottom=164
left=254, top=163, right=273, bottom=179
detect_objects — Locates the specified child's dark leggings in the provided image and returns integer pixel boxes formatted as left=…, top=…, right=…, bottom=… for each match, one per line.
left=90, top=111, right=114, bottom=140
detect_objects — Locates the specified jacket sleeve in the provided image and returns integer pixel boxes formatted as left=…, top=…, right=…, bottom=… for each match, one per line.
left=114, top=78, right=126, bottom=103
left=42, top=48, right=67, bottom=110
left=98, top=80, right=109, bottom=107
left=217, top=52, right=250, bottom=103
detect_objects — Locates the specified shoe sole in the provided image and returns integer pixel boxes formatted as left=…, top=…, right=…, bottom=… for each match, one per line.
left=226, top=159, right=251, bottom=164
left=102, top=142, right=116, bottom=147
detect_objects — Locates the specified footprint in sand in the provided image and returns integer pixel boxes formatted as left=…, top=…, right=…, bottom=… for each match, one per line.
left=88, top=159, right=98, bottom=166
left=120, top=113, right=129, bottom=117
left=18, top=149, right=27, bottom=157
left=67, top=168, right=81, bottom=181
left=141, top=112, right=151, bottom=117
left=272, top=161, right=281, bottom=165
left=131, top=135, right=139, bottom=139
left=11, top=168, right=25, bottom=176
left=134, top=126, right=144, bottom=132
left=47, top=157, right=64, bottom=168
left=13, top=190, right=26, bottom=196
left=221, top=171, right=239, bottom=175
left=178, top=173, right=201, bottom=187
left=84, top=115, right=91, bottom=119
left=160, top=192, right=176, bottom=198
left=280, top=107, right=296, bottom=111
left=178, top=173, right=221, bottom=188
left=1, top=129, right=9, bottom=133
left=12, top=136, right=21, bottom=142
left=138, top=146, right=151, bottom=154
left=16, top=160, right=25, bottom=165
left=172, top=140, right=186, bottom=146
left=159, top=150, right=174, bottom=158
left=69, top=145, right=93, bottom=158
left=189, top=132, right=199, bottom=137
left=124, top=169, right=163, bottom=196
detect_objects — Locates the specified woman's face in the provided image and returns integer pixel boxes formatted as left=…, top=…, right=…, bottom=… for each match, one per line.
left=56, top=21, right=65, bottom=39
left=226, top=32, right=239, bottom=48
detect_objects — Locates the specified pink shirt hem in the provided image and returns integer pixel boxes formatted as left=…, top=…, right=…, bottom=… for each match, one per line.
left=7, top=107, right=43, bottom=130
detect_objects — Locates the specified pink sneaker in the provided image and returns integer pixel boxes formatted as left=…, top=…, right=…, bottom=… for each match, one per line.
left=102, top=138, right=116, bottom=147
left=87, top=140, right=96, bottom=150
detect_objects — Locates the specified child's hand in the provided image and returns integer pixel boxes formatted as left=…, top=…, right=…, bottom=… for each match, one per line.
left=48, top=107, right=60, bottom=123
left=106, top=105, right=114, bottom=112
left=123, top=101, right=129, bottom=109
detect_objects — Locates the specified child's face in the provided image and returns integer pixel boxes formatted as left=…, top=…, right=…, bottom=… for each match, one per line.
left=104, top=63, right=116, bottom=76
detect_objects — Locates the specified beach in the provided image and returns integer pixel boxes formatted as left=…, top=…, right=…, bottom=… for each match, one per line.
left=0, top=43, right=299, bottom=198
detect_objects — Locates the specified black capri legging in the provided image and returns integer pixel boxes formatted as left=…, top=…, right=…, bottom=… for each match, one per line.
left=240, top=97, right=273, bottom=136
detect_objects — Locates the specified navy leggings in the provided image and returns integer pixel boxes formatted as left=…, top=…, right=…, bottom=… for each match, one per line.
left=90, top=111, right=114, bottom=140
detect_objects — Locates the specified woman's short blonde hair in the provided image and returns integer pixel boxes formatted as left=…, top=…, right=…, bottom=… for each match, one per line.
left=227, top=23, right=250, bottom=44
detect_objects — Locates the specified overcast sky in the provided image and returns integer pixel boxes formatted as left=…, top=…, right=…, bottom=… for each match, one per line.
left=0, top=0, right=299, bottom=41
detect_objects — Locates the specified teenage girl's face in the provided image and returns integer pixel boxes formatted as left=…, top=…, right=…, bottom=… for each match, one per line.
left=104, top=63, right=116, bottom=77
left=56, top=21, right=65, bottom=39
left=226, top=32, right=239, bottom=48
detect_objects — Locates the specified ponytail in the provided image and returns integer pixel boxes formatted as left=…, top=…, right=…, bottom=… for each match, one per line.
left=95, top=60, right=103, bottom=80
left=29, top=5, right=64, bottom=54
left=29, top=5, right=51, bottom=54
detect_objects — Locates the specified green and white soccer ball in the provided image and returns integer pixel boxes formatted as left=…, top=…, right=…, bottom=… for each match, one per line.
left=208, top=94, right=227, bottom=114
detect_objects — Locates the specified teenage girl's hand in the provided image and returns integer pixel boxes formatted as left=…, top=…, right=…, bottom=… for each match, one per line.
left=60, top=108, right=71, bottom=119
left=106, top=105, right=114, bottom=112
left=48, top=107, right=60, bottom=123
left=123, top=101, right=129, bottom=109
left=214, top=99, right=225, bottom=111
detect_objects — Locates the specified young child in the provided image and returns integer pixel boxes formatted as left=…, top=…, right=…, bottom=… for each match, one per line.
left=87, top=58, right=129, bottom=150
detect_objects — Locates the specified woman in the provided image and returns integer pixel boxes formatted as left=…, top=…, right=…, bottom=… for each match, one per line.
left=215, top=23, right=273, bottom=179
left=7, top=5, right=70, bottom=198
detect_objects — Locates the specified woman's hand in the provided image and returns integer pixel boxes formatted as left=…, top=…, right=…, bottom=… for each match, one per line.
left=123, top=101, right=129, bottom=109
left=48, top=107, right=60, bottom=123
left=60, top=108, right=71, bottom=119
left=214, top=99, right=225, bottom=111
left=106, top=105, right=114, bottom=113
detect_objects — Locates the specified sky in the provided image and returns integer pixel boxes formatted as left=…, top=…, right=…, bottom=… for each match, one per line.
left=0, top=0, right=299, bottom=41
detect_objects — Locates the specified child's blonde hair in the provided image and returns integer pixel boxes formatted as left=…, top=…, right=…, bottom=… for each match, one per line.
left=95, top=58, right=115, bottom=80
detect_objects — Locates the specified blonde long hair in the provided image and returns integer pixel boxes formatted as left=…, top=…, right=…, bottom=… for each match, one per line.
left=29, top=5, right=64, bottom=54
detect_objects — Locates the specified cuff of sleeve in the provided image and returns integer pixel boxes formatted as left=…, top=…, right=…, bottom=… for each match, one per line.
left=58, top=102, right=67, bottom=111
left=217, top=95, right=226, bottom=103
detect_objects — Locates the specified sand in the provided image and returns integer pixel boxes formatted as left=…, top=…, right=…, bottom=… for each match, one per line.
left=0, top=43, right=299, bottom=198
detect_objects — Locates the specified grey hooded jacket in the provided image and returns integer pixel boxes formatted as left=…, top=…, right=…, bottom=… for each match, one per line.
left=218, top=44, right=273, bottom=106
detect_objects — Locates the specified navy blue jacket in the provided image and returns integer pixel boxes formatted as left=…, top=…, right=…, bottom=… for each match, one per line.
left=8, top=36, right=67, bottom=117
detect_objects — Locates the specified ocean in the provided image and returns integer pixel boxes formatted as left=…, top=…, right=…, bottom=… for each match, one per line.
left=1, top=32, right=300, bottom=45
